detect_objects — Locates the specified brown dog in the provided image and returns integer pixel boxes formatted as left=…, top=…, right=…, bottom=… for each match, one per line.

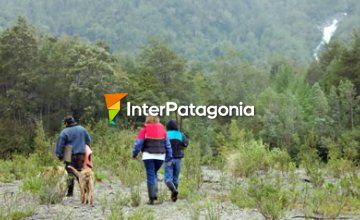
left=67, top=166, right=94, bottom=206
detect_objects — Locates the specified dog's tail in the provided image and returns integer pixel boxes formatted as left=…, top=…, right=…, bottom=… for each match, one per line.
left=67, top=165, right=80, bottom=179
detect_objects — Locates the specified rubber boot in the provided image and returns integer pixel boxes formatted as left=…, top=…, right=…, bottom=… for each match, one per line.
left=147, top=184, right=156, bottom=205
left=165, top=181, right=178, bottom=202
left=67, top=175, right=74, bottom=197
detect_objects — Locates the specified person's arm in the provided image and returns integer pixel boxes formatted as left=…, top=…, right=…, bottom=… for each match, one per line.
left=55, top=132, right=66, bottom=159
left=132, top=128, right=145, bottom=158
left=182, top=132, right=189, bottom=147
left=164, top=136, right=173, bottom=162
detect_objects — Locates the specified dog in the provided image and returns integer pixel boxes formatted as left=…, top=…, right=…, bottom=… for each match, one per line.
left=40, top=166, right=68, bottom=198
left=67, top=166, right=94, bottom=206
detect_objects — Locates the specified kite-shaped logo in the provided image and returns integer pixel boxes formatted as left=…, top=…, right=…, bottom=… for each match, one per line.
left=103, top=93, right=128, bottom=125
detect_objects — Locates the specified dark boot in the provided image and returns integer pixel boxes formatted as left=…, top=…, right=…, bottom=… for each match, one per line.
left=166, top=182, right=178, bottom=202
left=147, top=184, right=156, bottom=205
left=67, top=176, right=74, bottom=197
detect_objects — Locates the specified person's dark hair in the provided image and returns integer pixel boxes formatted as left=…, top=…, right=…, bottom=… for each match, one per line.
left=63, top=115, right=76, bottom=125
left=166, top=119, right=178, bottom=131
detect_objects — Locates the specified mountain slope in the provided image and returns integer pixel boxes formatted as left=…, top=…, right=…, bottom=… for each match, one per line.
left=0, top=0, right=358, bottom=63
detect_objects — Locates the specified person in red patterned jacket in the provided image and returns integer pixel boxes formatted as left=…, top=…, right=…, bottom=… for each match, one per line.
left=132, top=116, right=173, bottom=205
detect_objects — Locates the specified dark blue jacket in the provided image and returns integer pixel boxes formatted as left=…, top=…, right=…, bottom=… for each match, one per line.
left=55, top=124, right=91, bottom=157
left=166, top=120, right=188, bottom=159
left=167, top=130, right=188, bottom=158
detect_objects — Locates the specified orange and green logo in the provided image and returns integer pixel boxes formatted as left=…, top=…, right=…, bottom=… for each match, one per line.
left=103, top=93, right=128, bottom=125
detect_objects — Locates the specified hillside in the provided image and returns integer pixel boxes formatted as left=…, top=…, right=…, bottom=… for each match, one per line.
left=0, top=0, right=359, bottom=63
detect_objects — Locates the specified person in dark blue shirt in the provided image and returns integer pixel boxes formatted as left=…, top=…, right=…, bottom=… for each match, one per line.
left=55, top=115, right=91, bottom=197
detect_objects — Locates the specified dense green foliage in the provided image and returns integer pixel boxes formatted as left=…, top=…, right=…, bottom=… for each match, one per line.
left=0, top=0, right=359, bottom=63
left=0, top=17, right=359, bottom=165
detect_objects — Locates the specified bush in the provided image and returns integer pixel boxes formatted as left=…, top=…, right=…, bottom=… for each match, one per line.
left=302, top=182, right=348, bottom=218
left=230, top=174, right=291, bottom=220
left=108, top=209, right=124, bottom=220
left=0, top=154, right=46, bottom=182
left=22, top=167, right=67, bottom=204
left=339, top=129, right=360, bottom=164
left=299, top=147, right=325, bottom=188
left=270, top=148, right=292, bottom=173
left=179, top=143, right=202, bottom=199
left=328, top=158, right=356, bottom=178
left=33, top=120, right=54, bottom=166
left=95, top=171, right=108, bottom=182
left=230, top=184, right=256, bottom=208
left=227, top=140, right=272, bottom=177
left=205, top=200, right=221, bottom=220
left=130, top=186, right=141, bottom=207
left=0, top=191, right=38, bottom=220
left=0, top=118, right=33, bottom=159
left=128, top=207, right=154, bottom=220
left=108, top=191, right=130, bottom=220
left=89, top=124, right=145, bottom=185
left=187, top=193, right=202, bottom=220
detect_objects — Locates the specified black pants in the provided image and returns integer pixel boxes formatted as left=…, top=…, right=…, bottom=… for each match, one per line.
left=65, top=154, right=84, bottom=195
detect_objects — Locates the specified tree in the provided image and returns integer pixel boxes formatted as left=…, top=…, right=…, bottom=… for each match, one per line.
left=338, top=80, right=358, bottom=129
left=0, top=17, right=37, bottom=120
left=134, top=38, right=187, bottom=104
left=310, top=83, right=330, bottom=135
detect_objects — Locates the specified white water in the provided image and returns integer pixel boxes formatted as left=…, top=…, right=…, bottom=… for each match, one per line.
left=313, top=12, right=347, bottom=60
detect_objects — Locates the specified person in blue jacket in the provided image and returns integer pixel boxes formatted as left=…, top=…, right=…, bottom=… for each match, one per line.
left=55, top=115, right=91, bottom=197
left=164, top=119, right=189, bottom=202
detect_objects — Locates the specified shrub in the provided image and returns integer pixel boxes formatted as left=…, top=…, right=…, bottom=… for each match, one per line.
left=248, top=175, right=290, bottom=220
left=183, top=143, right=202, bottom=187
left=0, top=160, right=16, bottom=182
left=338, top=129, right=360, bottom=164
left=33, top=120, right=53, bottom=166
left=0, top=191, right=38, bottom=220
left=299, top=147, right=325, bottom=188
left=128, top=207, right=154, bottom=220
left=89, top=125, right=145, bottom=185
left=0, top=118, right=33, bottom=159
left=121, top=159, right=144, bottom=187
left=227, top=140, right=272, bottom=177
left=95, top=171, right=108, bottom=182
left=230, top=174, right=291, bottom=220
left=230, top=184, right=256, bottom=208
left=302, top=182, right=348, bottom=218
left=108, top=191, right=130, bottom=220
left=328, top=158, right=356, bottom=178
left=108, top=208, right=124, bottom=220
left=178, top=177, right=198, bottom=200
left=130, top=186, right=141, bottom=207
left=0, top=154, right=48, bottom=183
left=270, top=148, right=292, bottom=173
left=22, top=168, right=67, bottom=204
left=179, top=142, right=203, bottom=199
left=99, top=195, right=108, bottom=215
left=205, top=200, right=221, bottom=220
left=187, top=193, right=202, bottom=220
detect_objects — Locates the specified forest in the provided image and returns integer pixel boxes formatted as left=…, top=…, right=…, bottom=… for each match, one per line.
left=0, top=1, right=359, bottom=219
left=0, top=0, right=359, bottom=63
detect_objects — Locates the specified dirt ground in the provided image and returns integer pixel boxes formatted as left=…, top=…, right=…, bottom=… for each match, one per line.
left=0, top=167, right=358, bottom=220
